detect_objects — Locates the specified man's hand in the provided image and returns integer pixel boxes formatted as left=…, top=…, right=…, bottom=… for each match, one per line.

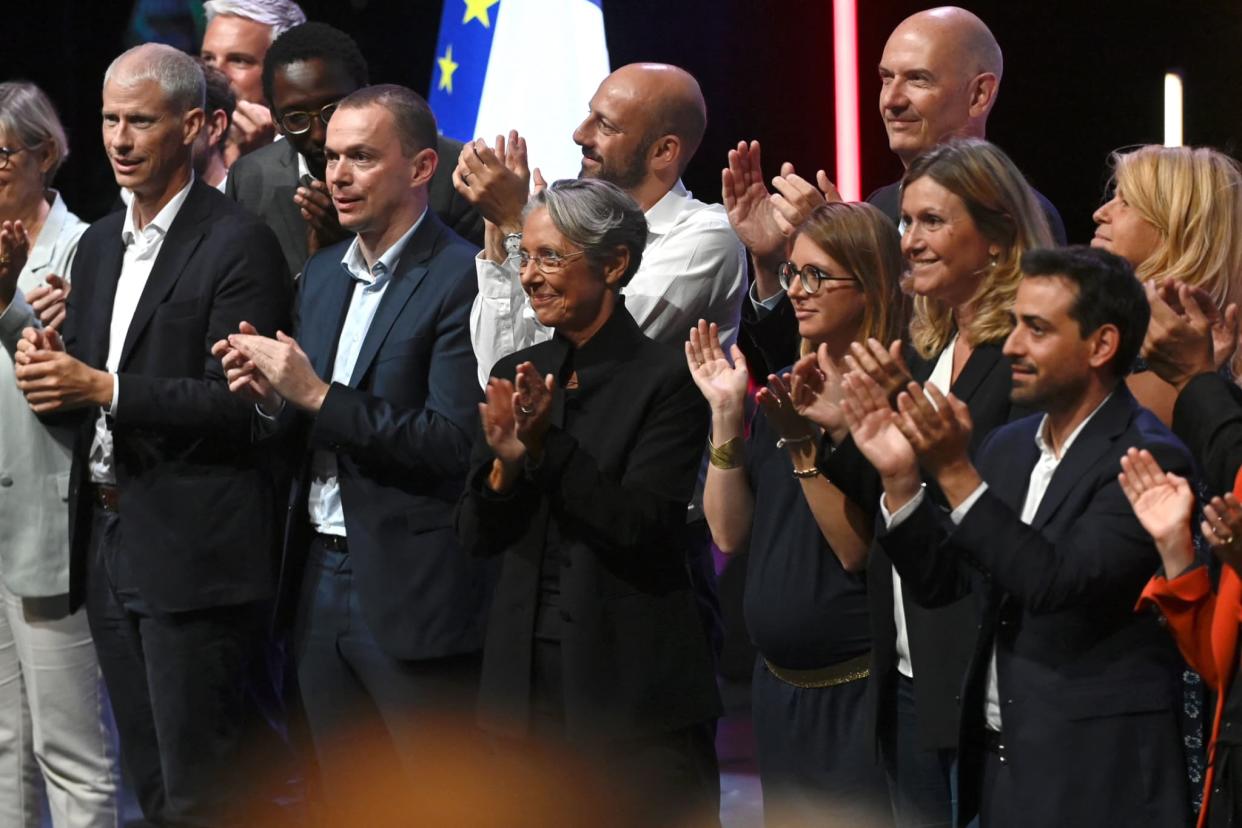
left=512, top=360, right=555, bottom=462
left=722, top=141, right=786, bottom=259
left=24, top=273, right=69, bottom=330
left=894, top=381, right=980, bottom=508
left=212, top=321, right=281, bottom=411
left=840, top=367, right=920, bottom=511
left=0, top=219, right=31, bottom=309
left=1119, top=447, right=1197, bottom=578
left=295, top=179, right=349, bottom=255
left=454, top=131, right=531, bottom=234
left=14, top=326, right=113, bottom=413
left=226, top=330, right=328, bottom=413
left=1141, top=280, right=1232, bottom=390
left=788, top=344, right=849, bottom=445
left=770, top=162, right=842, bottom=236
left=223, top=100, right=275, bottom=165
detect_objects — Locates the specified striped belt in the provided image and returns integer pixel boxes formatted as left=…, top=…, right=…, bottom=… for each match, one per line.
left=764, top=652, right=871, bottom=688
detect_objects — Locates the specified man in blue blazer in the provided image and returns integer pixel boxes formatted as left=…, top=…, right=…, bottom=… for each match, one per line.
left=842, top=246, right=1193, bottom=827
left=216, top=84, right=486, bottom=807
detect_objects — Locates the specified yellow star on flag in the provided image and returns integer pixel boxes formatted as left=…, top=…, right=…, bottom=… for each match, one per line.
left=437, top=45, right=459, bottom=93
left=462, top=0, right=500, bottom=28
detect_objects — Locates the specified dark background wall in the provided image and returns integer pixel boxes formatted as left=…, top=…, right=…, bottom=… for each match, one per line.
left=2, top=0, right=1239, bottom=242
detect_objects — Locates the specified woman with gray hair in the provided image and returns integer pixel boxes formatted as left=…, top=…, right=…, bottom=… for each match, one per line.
left=0, top=80, right=118, bottom=827
left=456, top=178, right=722, bottom=826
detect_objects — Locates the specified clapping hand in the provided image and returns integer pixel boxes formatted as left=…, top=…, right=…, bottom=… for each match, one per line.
left=1203, top=493, right=1242, bottom=576
left=685, top=319, right=749, bottom=421
left=770, top=161, right=842, bottom=237
left=211, top=321, right=280, bottom=411
left=722, top=140, right=785, bottom=263
left=846, top=338, right=914, bottom=404
left=0, top=219, right=31, bottom=308
left=24, top=273, right=69, bottom=330
left=454, top=131, right=538, bottom=233
left=225, top=329, right=327, bottom=413
left=840, top=366, right=917, bottom=489
left=1119, top=447, right=1196, bottom=578
left=513, top=361, right=555, bottom=460
left=788, top=344, right=849, bottom=444
left=1142, top=280, right=1238, bottom=389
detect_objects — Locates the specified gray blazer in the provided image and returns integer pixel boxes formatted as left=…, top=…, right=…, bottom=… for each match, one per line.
left=225, top=135, right=484, bottom=277
left=0, top=192, right=85, bottom=597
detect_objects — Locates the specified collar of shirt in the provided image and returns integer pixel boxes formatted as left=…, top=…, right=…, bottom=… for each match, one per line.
left=338, top=208, right=427, bottom=287
left=643, top=179, right=691, bottom=237
left=297, top=151, right=315, bottom=182
left=1033, top=391, right=1114, bottom=461
left=25, top=190, right=71, bottom=272
left=120, top=175, right=195, bottom=251
left=545, top=297, right=643, bottom=385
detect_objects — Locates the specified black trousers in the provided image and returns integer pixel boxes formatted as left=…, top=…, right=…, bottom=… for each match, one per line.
left=85, top=505, right=266, bottom=827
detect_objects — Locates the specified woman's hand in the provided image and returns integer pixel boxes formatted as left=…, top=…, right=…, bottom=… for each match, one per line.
left=0, top=220, right=31, bottom=307
left=757, top=372, right=817, bottom=442
left=847, top=338, right=914, bottom=404
left=480, top=377, right=525, bottom=465
left=1118, top=448, right=1195, bottom=578
left=1203, top=493, right=1242, bottom=576
left=685, top=319, right=749, bottom=418
left=789, top=344, right=849, bottom=444
left=513, top=361, right=555, bottom=461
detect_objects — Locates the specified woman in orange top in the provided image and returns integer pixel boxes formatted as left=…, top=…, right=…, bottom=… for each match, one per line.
left=1122, top=448, right=1242, bottom=828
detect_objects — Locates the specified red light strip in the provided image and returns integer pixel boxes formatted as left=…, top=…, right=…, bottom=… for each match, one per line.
left=833, top=0, right=861, bottom=201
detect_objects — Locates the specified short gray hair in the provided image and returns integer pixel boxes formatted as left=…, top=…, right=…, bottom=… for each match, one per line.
left=0, top=82, right=70, bottom=185
left=104, top=43, right=206, bottom=114
left=203, top=0, right=307, bottom=41
left=525, top=179, right=647, bottom=288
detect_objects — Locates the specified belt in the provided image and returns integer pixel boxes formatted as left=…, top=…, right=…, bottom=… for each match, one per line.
left=313, top=532, right=348, bottom=552
left=91, top=484, right=120, bottom=513
left=764, top=652, right=870, bottom=689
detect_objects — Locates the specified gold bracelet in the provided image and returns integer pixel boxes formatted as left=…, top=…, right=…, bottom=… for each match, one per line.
left=708, top=436, right=743, bottom=470
left=792, top=465, right=821, bottom=479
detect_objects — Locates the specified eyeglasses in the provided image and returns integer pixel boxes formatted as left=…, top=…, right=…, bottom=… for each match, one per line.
left=0, top=144, right=38, bottom=171
left=278, top=102, right=338, bottom=135
left=518, top=249, right=587, bottom=274
left=777, top=261, right=858, bottom=295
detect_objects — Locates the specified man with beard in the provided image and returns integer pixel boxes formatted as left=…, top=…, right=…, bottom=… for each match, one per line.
left=455, top=62, right=746, bottom=389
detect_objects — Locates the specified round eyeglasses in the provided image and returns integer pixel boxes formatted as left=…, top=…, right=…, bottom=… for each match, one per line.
left=777, top=261, right=858, bottom=294
left=279, top=102, right=339, bottom=135
left=517, top=249, right=587, bottom=274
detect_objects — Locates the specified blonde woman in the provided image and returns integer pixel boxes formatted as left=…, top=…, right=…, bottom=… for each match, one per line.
left=1092, top=145, right=1242, bottom=423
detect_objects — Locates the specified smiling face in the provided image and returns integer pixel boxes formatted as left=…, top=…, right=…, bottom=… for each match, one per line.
left=572, top=72, right=652, bottom=191
left=272, top=58, right=360, bottom=180
left=900, top=175, right=997, bottom=306
left=200, top=14, right=271, bottom=104
left=786, top=234, right=866, bottom=347
left=878, top=25, right=976, bottom=165
left=1003, top=276, right=1105, bottom=410
left=0, top=129, right=52, bottom=219
left=518, top=207, right=618, bottom=339
left=101, top=76, right=200, bottom=203
left=1091, top=190, right=1162, bottom=268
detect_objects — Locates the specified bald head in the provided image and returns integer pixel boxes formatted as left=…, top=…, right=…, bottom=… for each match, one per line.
left=612, top=63, right=707, bottom=171
left=105, top=43, right=206, bottom=114
left=879, top=6, right=1003, bottom=165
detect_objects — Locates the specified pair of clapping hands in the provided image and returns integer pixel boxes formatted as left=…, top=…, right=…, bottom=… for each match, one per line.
left=0, top=220, right=70, bottom=329
left=1142, top=279, right=1241, bottom=390
left=211, top=323, right=328, bottom=415
left=685, top=321, right=975, bottom=498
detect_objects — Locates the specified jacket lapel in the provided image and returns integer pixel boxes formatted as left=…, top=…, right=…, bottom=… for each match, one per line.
left=951, top=343, right=1005, bottom=401
left=345, top=214, right=442, bottom=388
left=272, top=142, right=307, bottom=262
left=307, top=265, right=353, bottom=381
left=87, top=230, right=126, bottom=369
left=117, top=182, right=209, bottom=369
left=1030, top=387, right=1133, bottom=529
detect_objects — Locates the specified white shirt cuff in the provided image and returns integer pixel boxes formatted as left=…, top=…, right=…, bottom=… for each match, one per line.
left=106, top=373, right=119, bottom=416
left=476, top=251, right=520, bottom=299
left=880, top=484, right=926, bottom=529
left=949, top=482, right=989, bottom=524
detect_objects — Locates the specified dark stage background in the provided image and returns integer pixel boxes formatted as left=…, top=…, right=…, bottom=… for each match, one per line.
left=1, top=1, right=1239, bottom=245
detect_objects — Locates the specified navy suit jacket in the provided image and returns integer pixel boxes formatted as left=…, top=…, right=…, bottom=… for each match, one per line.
left=273, top=211, right=489, bottom=660
left=879, top=387, right=1192, bottom=827
left=62, top=180, right=292, bottom=612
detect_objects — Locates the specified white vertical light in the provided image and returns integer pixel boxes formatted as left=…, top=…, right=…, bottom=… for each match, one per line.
left=1164, top=72, right=1183, bottom=148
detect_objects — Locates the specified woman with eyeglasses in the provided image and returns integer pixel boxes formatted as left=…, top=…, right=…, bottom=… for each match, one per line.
left=455, top=178, right=722, bottom=826
left=0, top=81, right=119, bottom=826
left=690, top=201, right=903, bottom=826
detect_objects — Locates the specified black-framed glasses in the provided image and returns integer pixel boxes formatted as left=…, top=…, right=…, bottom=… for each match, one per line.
left=279, top=102, right=339, bottom=135
left=0, top=144, right=39, bottom=171
left=777, top=261, right=858, bottom=294
left=518, top=249, right=587, bottom=274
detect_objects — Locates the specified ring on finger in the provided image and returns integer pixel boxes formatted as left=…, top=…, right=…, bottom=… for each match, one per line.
left=518, top=404, right=534, bottom=415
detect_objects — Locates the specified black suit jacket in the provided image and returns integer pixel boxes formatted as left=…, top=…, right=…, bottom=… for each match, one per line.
left=880, top=387, right=1192, bottom=827
left=226, top=135, right=484, bottom=277
left=455, top=305, right=723, bottom=743
left=1171, top=370, right=1242, bottom=493
left=271, top=211, right=490, bottom=661
left=62, top=180, right=292, bottom=612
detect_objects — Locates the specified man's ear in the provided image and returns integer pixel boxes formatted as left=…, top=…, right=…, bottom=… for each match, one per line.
left=647, top=134, right=682, bottom=176
left=210, top=110, right=230, bottom=147
left=182, top=107, right=206, bottom=147
left=1087, top=323, right=1122, bottom=371
left=410, top=146, right=438, bottom=188
left=967, top=73, right=999, bottom=119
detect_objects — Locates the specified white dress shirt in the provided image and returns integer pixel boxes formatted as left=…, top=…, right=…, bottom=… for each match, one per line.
left=308, top=211, right=426, bottom=536
left=468, top=179, right=746, bottom=387
left=88, top=178, right=195, bottom=484
left=882, top=392, right=1112, bottom=731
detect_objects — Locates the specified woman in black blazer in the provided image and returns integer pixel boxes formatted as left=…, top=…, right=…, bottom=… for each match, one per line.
left=455, top=179, right=721, bottom=827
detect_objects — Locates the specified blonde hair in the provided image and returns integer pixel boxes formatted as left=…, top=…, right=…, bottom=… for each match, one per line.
left=902, top=138, right=1053, bottom=358
left=794, top=201, right=909, bottom=355
left=1109, top=145, right=1242, bottom=311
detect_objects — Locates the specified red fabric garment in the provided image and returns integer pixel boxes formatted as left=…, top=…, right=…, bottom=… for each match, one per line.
left=1137, top=469, right=1242, bottom=828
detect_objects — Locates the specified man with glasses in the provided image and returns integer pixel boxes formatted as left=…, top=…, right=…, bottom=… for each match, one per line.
left=212, top=84, right=487, bottom=810
left=227, top=22, right=482, bottom=279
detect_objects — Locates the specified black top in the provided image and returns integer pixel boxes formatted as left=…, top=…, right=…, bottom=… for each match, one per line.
left=1221, top=640, right=1242, bottom=747
left=743, top=398, right=872, bottom=668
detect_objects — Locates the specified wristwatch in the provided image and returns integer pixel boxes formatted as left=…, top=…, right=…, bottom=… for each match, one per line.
left=503, top=232, right=522, bottom=259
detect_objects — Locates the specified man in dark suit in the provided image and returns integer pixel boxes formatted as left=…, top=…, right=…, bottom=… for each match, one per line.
left=13, top=43, right=291, bottom=826
left=842, top=246, right=1192, bottom=827
left=226, top=22, right=483, bottom=280
left=215, top=83, right=487, bottom=810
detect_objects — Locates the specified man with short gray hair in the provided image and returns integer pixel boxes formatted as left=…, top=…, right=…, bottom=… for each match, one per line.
left=13, top=42, right=291, bottom=826
left=201, top=0, right=306, bottom=162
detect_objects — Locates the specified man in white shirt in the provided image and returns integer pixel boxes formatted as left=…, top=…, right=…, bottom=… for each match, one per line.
left=842, top=246, right=1192, bottom=827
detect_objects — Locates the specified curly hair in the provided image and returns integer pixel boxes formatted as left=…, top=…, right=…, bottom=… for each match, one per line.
left=260, top=22, right=368, bottom=108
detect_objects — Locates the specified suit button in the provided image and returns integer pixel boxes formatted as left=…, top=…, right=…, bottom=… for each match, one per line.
left=999, top=756, right=1007, bottom=765
left=0, top=476, right=11, bottom=487
left=559, top=610, right=572, bottom=623
left=954, top=694, right=961, bottom=704
left=1005, top=698, right=1013, bottom=705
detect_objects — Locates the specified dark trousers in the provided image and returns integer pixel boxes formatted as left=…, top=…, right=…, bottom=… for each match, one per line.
left=85, top=505, right=265, bottom=827
left=881, top=674, right=955, bottom=828
left=293, top=536, right=482, bottom=807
